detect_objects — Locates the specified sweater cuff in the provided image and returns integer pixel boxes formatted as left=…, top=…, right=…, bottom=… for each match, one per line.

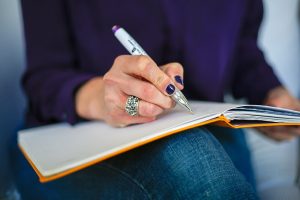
left=59, top=73, right=97, bottom=125
left=247, top=72, right=282, bottom=104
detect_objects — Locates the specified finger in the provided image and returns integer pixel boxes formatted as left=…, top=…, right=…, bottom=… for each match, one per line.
left=277, top=126, right=300, bottom=136
left=291, top=126, right=300, bottom=135
left=117, top=75, right=173, bottom=109
left=115, top=91, right=165, bottom=117
left=112, top=91, right=163, bottom=118
left=118, top=113, right=156, bottom=126
left=258, top=127, right=296, bottom=141
left=105, top=101, right=156, bottom=127
left=138, top=100, right=164, bottom=117
left=260, top=126, right=295, bottom=134
left=115, top=55, right=177, bottom=96
left=267, top=131, right=296, bottom=141
left=108, top=113, right=156, bottom=127
left=160, top=62, right=184, bottom=90
left=272, top=126, right=300, bottom=136
left=103, top=85, right=156, bottom=126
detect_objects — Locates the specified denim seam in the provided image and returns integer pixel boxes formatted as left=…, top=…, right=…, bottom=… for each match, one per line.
left=101, top=163, right=152, bottom=200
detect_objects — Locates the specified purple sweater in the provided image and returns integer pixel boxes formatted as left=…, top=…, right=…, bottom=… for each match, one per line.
left=21, top=0, right=281, bottom=126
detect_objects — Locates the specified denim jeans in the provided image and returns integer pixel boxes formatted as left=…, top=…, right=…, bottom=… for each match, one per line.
left=12, top=126, right=257, bottom=199
left=207, top=126, right=256, bottom=189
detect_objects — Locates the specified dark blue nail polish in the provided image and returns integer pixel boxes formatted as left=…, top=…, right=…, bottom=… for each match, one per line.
left=166, top=84, right=175, bottom=95
left=175, top=75, right=183, bottom=86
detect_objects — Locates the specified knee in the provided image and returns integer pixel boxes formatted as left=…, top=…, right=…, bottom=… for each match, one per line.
left=155, top=127, right=226, bottom=173
left=151, top=128, right=256, bottom=199
left=199, top=167, right=256, bottom=199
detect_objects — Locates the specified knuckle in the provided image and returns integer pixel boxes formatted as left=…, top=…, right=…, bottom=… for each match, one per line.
left=177, top=62, right=184, bottom=70
left=113, top=55, right=131, bottom=71
left=145, top=104, right=156, bottom=116
left=158, top=96, right=173, bottom=109
left=114, top=55, right=126, bottom=64
left=137, top=55, right=150, bottom=64
left=157, top=76, right=170, bottom=88
left=103, top=73, right=112, bottom=83
left=103, top=71, right=118, bottom=85
left=103, top=72, right=121, bottom=86
left=170, top=62, right=184, bottom=74
left=141, top=103, right=157, bottom=116
left=141, top=84, right=157, bottom=100
left=137, top=56, right=153, bottom=72
left=172, top=62, right=183, bottom=70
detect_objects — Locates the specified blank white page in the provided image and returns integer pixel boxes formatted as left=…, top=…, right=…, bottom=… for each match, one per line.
left=18, top=101, right=236, bottom=177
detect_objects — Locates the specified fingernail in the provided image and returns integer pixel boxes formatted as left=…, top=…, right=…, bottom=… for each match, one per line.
left=166, top=84, right=175, bottom=95
left=175, top=75, right=183, bottom=86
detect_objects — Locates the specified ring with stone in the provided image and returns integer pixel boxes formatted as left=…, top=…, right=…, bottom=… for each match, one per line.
left=125, top=95, right=139, bottom=116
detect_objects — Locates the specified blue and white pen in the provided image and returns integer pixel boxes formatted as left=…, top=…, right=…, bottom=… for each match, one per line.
left=112, top=25, right=193, bottom=113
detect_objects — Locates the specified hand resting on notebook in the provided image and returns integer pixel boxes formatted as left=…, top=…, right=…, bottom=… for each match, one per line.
left=75, top=55, right=183, bottom=127
left=258, top=86, right=300, bottom=141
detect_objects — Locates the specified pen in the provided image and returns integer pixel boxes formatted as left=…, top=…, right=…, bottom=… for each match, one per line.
left=112, top=25, right=193, bottom=113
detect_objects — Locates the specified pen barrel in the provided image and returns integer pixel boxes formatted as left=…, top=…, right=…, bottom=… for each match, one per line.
left=172, top=89, right=190, bottom=110
left=114, top=28, right=148, bottom=56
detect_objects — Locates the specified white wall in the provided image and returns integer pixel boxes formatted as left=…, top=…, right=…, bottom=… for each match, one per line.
left=259, top=0, right=300, bottom=97
left=0, top=0, right=25, bottom=198
left=248, top=0, right=300, bottom=199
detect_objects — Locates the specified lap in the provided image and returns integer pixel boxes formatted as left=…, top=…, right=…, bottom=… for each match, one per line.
left=207, top=126, right=256, bottom=188
left=12, top=127, right=256, bottom=200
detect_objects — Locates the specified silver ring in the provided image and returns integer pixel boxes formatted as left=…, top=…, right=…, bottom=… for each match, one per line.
left=125, top=96, right=139, bottom=116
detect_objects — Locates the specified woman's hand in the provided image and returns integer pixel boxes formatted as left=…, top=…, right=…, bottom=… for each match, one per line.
left=75, top=55, right=184, bottom=127
left=258, top=86, right=300, bottom=141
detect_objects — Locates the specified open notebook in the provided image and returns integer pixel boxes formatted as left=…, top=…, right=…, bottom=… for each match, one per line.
left=18, top=101, right=300, bottom=182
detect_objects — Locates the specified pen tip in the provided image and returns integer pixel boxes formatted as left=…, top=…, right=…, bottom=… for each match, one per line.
left=188, top=107, right=194, bottom=114
left=182, top=103, right=193, bottom=114
left=112, top=25, right=120, bottom=33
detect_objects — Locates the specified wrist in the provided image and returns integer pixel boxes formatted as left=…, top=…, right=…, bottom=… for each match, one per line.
left=75, top=77, right=105, bottom=120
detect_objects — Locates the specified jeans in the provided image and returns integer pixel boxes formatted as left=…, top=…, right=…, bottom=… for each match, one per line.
left=207, top=126, right=256, bottom=188
left=12, top=126, right=257, bottom=200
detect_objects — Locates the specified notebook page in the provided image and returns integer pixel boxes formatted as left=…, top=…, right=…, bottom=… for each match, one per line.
left=224, top=105, right=300, bottom=122
left=18, top=101, right=236, bottom=177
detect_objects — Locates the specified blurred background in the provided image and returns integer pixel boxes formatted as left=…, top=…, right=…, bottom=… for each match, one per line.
left=0, top=0, right=299, bottom=199
left=249, top=0, right=300, bottom=199
left=0, top=0, right=25, bottom=199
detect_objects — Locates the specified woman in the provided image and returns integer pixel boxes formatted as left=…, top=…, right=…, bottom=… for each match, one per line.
left=13, top=0, right=300, bottom=199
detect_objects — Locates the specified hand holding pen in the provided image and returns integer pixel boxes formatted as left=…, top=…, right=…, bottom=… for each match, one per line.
left=75, top=26, right=191, bottom=127
left=113, top=25, right=192, bottom=114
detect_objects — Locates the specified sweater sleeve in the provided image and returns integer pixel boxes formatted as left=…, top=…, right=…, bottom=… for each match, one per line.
left=21, top=0, right=97, bottom=124
left=231, top=0, right=282, bottom=104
